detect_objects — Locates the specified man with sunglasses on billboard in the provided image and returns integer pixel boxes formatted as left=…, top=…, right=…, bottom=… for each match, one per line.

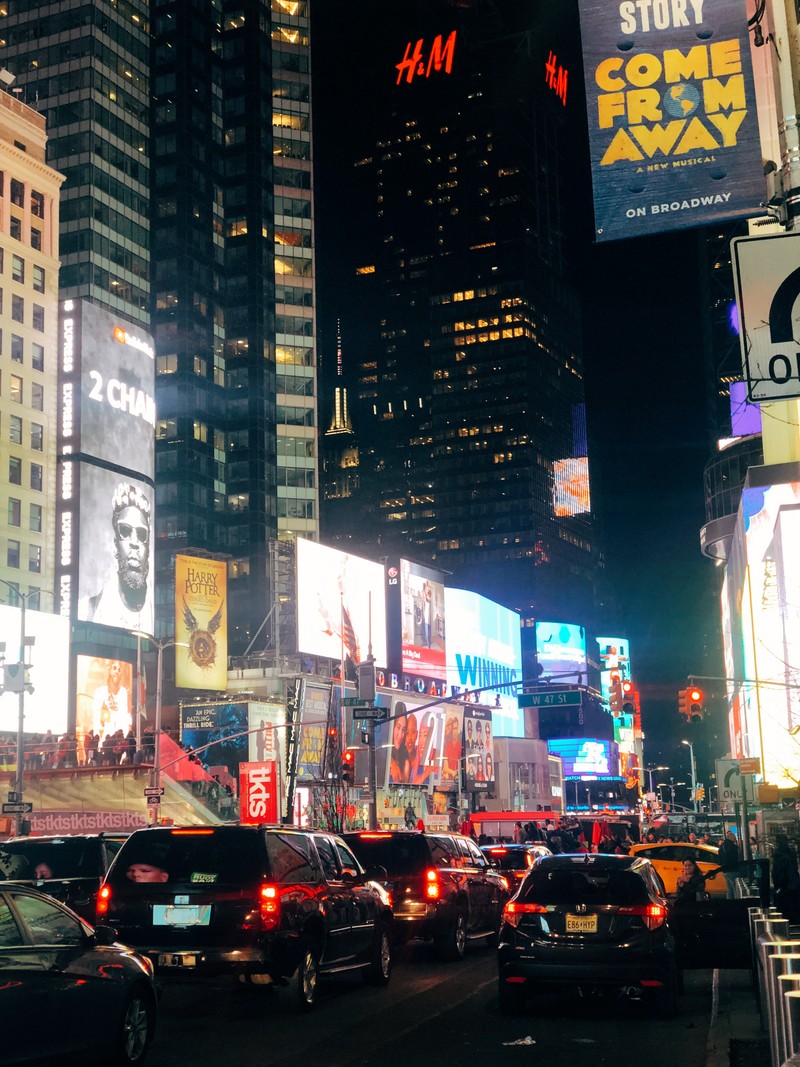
left=81, top=482, right=154, bottom=630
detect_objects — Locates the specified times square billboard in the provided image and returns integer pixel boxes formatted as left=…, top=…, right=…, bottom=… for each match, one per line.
left=56, top=300, right=155, bottom=633
left=721, top=478, right=800, bottom=789
left=295, top=538, right=387, bottom=672
left=385, top=557, right=447, bottom=697
left=0, top=605, right=70, bottom=736
left=444, top=588, right=523, bottom=737
left=374, top=692, right=471, bottom=791
left=535, top=621, right=587, bottom=685
left=577, top=0, right=764, bottom=241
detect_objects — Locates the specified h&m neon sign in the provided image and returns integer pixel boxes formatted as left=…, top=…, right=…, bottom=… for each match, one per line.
left=396, top=30, right=457, bottom=85
left=545, top=50, right=568, bottom=106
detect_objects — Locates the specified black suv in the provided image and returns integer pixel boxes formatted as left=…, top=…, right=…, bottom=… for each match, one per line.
left=97, top=825, right=393, bottom=1010
left=497, top=853, right=679, bottom=1016
left=342, top=830, right=509, bottom=960
left=0, top=833, right=128, bottom=921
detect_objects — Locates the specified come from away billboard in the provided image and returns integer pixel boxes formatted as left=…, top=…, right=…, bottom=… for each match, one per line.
left=578, top=0, right=763, bottom=241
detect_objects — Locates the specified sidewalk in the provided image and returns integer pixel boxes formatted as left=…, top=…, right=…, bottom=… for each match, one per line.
left=706, top=968, right=768, bottom=1067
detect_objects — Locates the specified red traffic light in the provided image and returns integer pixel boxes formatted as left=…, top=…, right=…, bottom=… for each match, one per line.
left=688, top=688, right=702, bottom=704
left=342, top=750, right=355, bottom=782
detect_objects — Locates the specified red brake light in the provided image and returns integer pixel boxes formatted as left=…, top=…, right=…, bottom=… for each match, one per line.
left=488, top=848, right=508, bottom=855
left=425, top=868, right=440, bottom=900
left=619, top=903, right=667, bottom=930
left=502, top=900, right=547, bottom=927
left=170, top=828, right=215, bottom=835
left=96, top=884, right=111, bottom=918
left=259, top=883, right=280, bottom=930
left=358, top=832, right=392, bottom=839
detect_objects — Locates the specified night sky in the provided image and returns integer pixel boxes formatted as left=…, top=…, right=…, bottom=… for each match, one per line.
left=311, top=1, right=726, bottom=796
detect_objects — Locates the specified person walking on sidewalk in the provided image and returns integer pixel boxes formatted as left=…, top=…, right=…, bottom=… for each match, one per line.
left=718, top=831, right=742, bottom=899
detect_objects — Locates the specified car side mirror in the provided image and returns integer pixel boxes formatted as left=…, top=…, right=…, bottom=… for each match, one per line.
left=340, top=867, right=359, bottom=881
left=93, top=924, right=118, bottom=946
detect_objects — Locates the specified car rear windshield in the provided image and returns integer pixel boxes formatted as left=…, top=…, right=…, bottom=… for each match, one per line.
left=486, top=849, right=529, bottom=871
left=107, top=829, right=263, bottom=888
left=346, top=834, right=432, bottom=875
left=520, top=864, right=650, bottom=906
left=0, top=838, right=95, bottom=880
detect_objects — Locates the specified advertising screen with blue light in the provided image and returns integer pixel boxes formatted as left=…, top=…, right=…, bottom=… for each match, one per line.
left=444, top=588, right=523, bottom=737
left=535, top=621, right=587, bottom=683
left=548, top=737, right=619, bottom=779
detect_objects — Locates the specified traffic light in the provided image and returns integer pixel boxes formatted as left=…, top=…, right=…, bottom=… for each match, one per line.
left=696, top=786, right=705, bottom=801
left=621, top=680, right=637, bottom=717
left=688, top=686, right=704, bottom=723
left=678, top=688, right=689, bottom=719
left=342, top=750, right=355, bottom=784
left=609, top=674, right=623, bottom=714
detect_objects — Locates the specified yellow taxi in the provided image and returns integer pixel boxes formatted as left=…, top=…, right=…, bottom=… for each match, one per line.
left=627, top=841, right=725, bottom=896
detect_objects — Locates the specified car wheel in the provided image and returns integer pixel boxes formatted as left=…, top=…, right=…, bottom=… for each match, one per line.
left=498, top=979, right=525, bottom=1015
left=111, top=985, right=155, bottom=1066
left=437, top=909, right=467, bottom=961
left=364, top=924, right=392, bottom=985
left=289, top=940, right=319, bottom=1012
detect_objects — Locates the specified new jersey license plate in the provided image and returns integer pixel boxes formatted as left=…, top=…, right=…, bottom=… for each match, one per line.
left=566, top=913, right=597, bottom=933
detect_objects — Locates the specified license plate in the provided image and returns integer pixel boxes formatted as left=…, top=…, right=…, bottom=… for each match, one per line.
left=158, top=953, right=198, bottom=968
left=153, top=904, right=211, bottom=927
left=566, top=913, right=597, bottom=933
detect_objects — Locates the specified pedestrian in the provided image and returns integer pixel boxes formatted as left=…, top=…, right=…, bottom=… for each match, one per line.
left=512, top=821, right=525, bottom=844
left=718, top=831, right=742, bottom=899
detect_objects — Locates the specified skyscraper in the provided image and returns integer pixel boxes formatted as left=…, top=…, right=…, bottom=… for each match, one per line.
left=317, top=0, right=599, bottom=624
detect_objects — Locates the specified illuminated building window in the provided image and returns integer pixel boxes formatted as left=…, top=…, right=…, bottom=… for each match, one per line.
left=157, top=353, right=177, bottom=375
left=32, top=265, right=44, bottom=293
left=228, top=557, right=250, bottom=579
left=156, top=419, right=177, bottom=439
left=11, top=255, right=23, bottom=283
left=193, top=420, right=208, bottom=443
left=194, top=356, right=207, bottom=376
left=7, top=498, right=20, bottom=526
left=226, top=217, right=247, bottom=237
left=10, top=375, right=22, bottom=404
left=6, top=539, right=19, bottom=568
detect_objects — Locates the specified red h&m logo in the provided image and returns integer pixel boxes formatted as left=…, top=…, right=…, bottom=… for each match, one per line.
left=545, top=50, right=568, bottom=106
left=396, top=31, right=457, bottom=85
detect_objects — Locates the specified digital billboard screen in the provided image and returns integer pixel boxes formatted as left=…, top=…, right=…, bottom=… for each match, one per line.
left=553, top=457, right=590, bottom=516
left=548, top=737, right=619, bottom=778
left=75, top=655, right=134, bottom=753
left=180, top=702, right=249, bottom=782
left=463, top=705, right=494, bottom=789
left=296, top=538, right=387, bottom=668
left=75, top=467, right=154, bottom=633
left=399, top=558, right=446, bottom=681
left=375, top=694, right=464, bottom=791
left=445, top=588, right=522, bottom=737
left=0, top=606, right=69, bottom=737
left=535, top=621, right=587, bottom=684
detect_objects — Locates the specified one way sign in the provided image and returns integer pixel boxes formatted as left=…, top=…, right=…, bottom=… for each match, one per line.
left=732, top=232, right=800, bottom=403
left=715, top=758, right=755, bottom=811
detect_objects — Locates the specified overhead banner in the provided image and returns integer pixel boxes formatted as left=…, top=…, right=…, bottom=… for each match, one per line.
left=175, top=555, right=228, bottom=690
left=578, top=0, right=763, bottom=241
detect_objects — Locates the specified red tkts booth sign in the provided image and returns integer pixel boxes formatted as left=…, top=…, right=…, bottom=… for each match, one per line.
left=239, top=761, right=278, bottom=824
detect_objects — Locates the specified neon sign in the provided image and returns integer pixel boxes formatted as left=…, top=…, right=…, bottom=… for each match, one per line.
left=396, top=30, right=457, bottom=85
left=545, top=50, right=568, bottom=106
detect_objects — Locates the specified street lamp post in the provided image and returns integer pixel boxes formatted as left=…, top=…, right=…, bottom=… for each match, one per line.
left=0, top=583, right=47, bottom=836
left=645, top=764, right=669, bottom=793
left=681, top=739, right=698, bottom=813
left=134, top=634, right=188, bottom=826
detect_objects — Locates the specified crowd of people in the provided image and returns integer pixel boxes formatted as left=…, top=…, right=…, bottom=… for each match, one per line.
left=0, top=727, right=158, bottom=771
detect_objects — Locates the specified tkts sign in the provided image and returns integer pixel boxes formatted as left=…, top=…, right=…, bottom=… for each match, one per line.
left=239, top=762, right=278, bottom=824
left=396, top=31, right=456, bottom=85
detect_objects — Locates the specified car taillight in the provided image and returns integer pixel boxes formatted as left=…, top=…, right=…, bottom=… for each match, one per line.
left=619, top=903, right=667, bottom=930
left=260, top=883, right=280, bottom=929
left=97, top=884, right=111, bottom=918
left=502, top=900, right=547, bottom=927
left=425, top=868, right=440, bottom=900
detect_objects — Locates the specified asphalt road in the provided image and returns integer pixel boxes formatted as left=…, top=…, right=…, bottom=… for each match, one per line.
left=145, top=941, right=717, bottom=1067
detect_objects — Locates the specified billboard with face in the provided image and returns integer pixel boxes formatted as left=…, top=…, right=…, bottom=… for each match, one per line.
left=75, top=655, right=134, bottom=748
left=463, top=705, right=494, bottom=789
left=175, top=555, right=228, bottom=691
left=75, top=468, right=154, bottom=633
left=444, top=588, right=523, bottom=737
left=296, top=538, right=387, bottom=669
left=375, top=694, right=464, bottom=790
left=0, top=606, right=70, bottom=737
left=398, top=558, right=446, bottom=681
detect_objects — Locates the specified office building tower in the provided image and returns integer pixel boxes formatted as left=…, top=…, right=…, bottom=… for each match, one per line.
left=0, top=0, right=150, bottom=327
left=318, top=0, right=599, bottom=623
left=151, top=0, right=317, bottom=653
left=0, top=89, right=62, bottom=606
